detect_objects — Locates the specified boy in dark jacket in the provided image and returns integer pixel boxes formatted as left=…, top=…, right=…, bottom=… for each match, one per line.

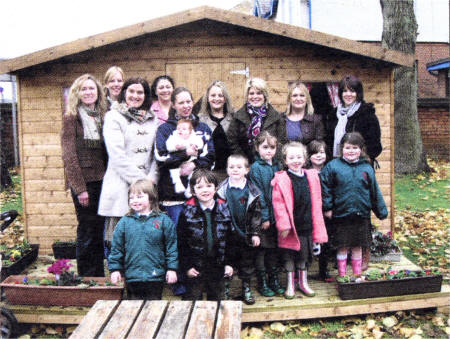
left=217, top=154, right=262, bottom=305
left=178, top=169, right=234, bottom=301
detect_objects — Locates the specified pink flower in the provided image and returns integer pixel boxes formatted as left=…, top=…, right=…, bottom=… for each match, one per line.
left=47, top=259, right=73, bottom=276
left=388, top=270, right=398, bottom=275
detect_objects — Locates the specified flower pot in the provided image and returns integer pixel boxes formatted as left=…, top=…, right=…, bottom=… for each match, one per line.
left=0, top=275, right=123, bottom=306
left=52, top=242, right=76, bottom=259
left=1, top=244, right=39, bottom=281
left=370, top=250, right=402, bottom=262
left=337, top=275, right=443, bottom=300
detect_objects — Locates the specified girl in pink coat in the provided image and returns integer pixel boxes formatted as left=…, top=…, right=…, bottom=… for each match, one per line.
left=271, top=142, right=328, bottom=299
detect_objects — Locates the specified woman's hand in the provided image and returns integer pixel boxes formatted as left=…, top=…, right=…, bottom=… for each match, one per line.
left=77, top=191, right=89, bottom=207
left=111, top=271, right=122, bottom=284
left=186, top=144, right=198, bottom=157
left=180, top=162, right=196, bottom=176
left=280, top=230, right=289, bottom=239
left=224, top=265, right=233, bottom=277
left=166, top=270, right=177, bottom=284
left=252, top=235, right=260, bottom=247
left=187, top=267, right=200, bottom=278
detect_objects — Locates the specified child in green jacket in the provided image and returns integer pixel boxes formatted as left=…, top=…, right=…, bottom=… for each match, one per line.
left=109, top=179, right=178, bottom=300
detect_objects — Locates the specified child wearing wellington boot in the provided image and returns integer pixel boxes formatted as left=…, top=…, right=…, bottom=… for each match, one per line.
left=321, top=132, right=388, bottom=278
left=248, top=132, right=285, bottom=297
left=217, top=154, right=262, bottom=305
left=271, top=142, right=328, bottom=299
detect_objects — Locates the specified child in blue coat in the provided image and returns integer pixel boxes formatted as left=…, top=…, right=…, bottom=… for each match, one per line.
left=321, top=132, right=387, bottom=277
left=248, top=131, right=284, bottom=297
left=109, top=179, right=178, bottom=300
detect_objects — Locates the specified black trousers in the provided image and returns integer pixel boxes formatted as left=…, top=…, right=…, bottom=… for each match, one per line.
left=183, top=261, right=225, bottom=301
left=126, top=281, right=164, bottom=300
left=230, top=236, right=256, bottom=281
left=71, top=180, right=105, bottom=277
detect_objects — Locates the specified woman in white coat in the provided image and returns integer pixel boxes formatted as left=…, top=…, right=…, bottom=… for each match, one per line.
left=99, top=77, right=158, bottom=252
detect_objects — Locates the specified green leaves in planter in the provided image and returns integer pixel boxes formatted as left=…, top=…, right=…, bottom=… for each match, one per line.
left=370, top=231, right=400, bottom=257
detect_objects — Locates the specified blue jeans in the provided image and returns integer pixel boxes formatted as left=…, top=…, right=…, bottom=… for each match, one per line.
left=164, top=204, right=184, bottom=227
left=163, top=203, right=186, bottom=295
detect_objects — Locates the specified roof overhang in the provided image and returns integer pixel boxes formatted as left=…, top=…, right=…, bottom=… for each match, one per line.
left=0, top=6, right=415, bottom=75
left=426, top=57, right=450, bottom=71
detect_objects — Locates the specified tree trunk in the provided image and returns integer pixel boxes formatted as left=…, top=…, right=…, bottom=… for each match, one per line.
left=380, top=0, right=430, bottom=174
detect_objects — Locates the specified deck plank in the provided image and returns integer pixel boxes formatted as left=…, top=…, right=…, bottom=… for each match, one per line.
left=184, top=301, right=218, bottom=339
left=69, top=300, right=118, bottom=339
left=127, top=300, right=168, bottom=338
left=98, top=300, right=143, bottom=339
left=214, top=301, right=242, bottom=339
left=156, top=300, right=192, bottom=339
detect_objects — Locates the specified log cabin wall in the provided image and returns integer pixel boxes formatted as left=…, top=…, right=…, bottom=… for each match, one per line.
left=17, top=20, right=394, bottom=253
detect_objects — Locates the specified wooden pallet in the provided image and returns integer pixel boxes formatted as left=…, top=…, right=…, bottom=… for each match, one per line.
left=6, top=256, right=449, bottom=324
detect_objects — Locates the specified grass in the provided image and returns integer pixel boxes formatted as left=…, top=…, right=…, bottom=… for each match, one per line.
left=395, top=172, right=450, bottom=211
left=0, top=168, right=22, bottom=213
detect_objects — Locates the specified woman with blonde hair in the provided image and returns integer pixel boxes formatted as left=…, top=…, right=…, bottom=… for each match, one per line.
left=198, top=80, right=234, bottom=172
left=61, top=74, right=107, bottom=277
left=228, top=77, right=287, bottom=163
left=284, top=81, right=324, bottom=145
left=103, top=66, right=124, bottom=108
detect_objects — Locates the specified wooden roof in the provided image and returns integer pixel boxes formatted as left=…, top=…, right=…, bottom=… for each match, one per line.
left=0, top=6, right=414, bottom=74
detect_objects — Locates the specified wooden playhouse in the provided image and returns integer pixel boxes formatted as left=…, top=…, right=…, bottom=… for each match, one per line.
left=0, top=6, right=414, bottom=253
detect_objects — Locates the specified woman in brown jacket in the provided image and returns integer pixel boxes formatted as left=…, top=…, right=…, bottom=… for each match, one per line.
left=227, top=77, right=287, bottom=163
left=61, top=74, right=108, bottom=277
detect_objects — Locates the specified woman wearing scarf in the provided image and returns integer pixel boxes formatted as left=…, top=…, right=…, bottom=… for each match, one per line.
left=98, top=77, right=158, bottom=254
left=228, top=77, right=287, bottom=163
left=61, top=74, right=108, bottom=277
left=323, top=74, right=382, bottom=272
left=325, top=74, right=382, bottom=165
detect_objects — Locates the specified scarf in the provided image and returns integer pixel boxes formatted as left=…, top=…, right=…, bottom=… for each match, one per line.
left=246, top=103, right=267, bottom=146
left=78, top=105, right=102, bottom=148
left=333, top=101, right=361, bottom=157
left=115, top=102, right=153, bottom=124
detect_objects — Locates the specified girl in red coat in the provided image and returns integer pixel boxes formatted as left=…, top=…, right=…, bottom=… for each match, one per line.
left=271, top=142, right=328, bottom=299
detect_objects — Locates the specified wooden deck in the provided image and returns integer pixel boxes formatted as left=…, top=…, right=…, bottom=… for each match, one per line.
left=6, top=256, right=450, bottom=324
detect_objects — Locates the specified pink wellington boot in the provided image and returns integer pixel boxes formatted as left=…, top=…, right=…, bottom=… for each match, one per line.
left=284, top=271, right=295, bottom=299
left=352, top=258, right=362, bottom=277
left=337, top=259, right=347, bottom=277
left=298, top=270, right=315, bottom=297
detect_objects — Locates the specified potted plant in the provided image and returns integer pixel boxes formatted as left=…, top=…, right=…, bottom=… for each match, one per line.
left=370, top=231, right=402, bottom=262
left=0, top=240, right=39, bottom=281
left=0, top=259, right=123, bottom=306
left=52, top=239, right=77, bottom=259
left=337, top=267, right=442, bottom=300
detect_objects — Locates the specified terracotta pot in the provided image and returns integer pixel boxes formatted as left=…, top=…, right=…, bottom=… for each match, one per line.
left=337, top=275, right=442, bottom=300
left=0, top=275, right=123, bottom=306
left=1, top=244, right=40, bottom=281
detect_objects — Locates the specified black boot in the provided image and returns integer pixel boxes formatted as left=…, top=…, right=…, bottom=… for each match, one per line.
left=268, top=267, right=285, bottom=295
left=257, top=270, right=275, bottom=297
left=242, top=280, right=255, bottom=305
left=318, top=256, right=332, bottom=281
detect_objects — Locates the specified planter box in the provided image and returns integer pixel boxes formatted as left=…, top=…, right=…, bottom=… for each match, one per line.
left=338, top=275, right=443, bottom=300
left=370, top=250, right=402, bottom=262
left=52, top=242, right=76, bottom=259
left=1, top=275, right=123, bottom=306
left=1, top=244, right=40, bottom=281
